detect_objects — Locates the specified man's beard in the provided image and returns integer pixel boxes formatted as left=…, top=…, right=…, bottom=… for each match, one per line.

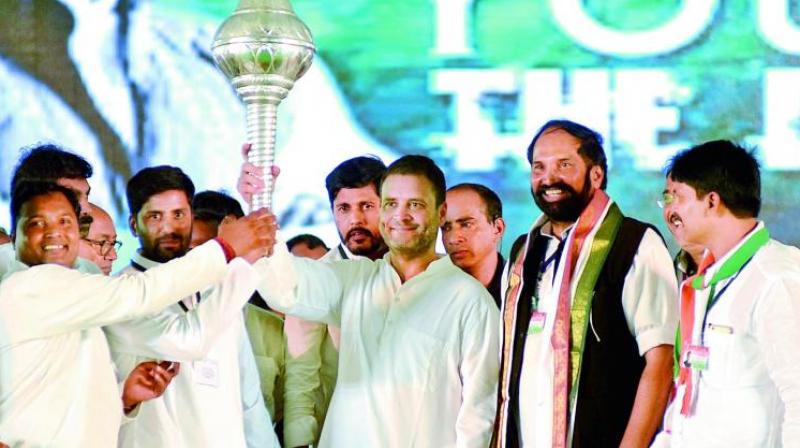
left=141, top=233, right=190, bottom=263
left=341, top=227, right=386, bottom=258
left=532, top=171, right=594, bottom=223
left=382, top=222, right=438, bottom=257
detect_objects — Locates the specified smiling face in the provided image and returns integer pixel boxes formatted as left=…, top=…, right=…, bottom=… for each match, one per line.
left=130, top=189, right=192, bottom=262
left=15, top=191, right=80, bottom=268
left=442, top=188, right=503, bottom=270
left=662, top=176, right=712, bottom=250
left=530, top=128, right=603, bottom=225
left=379, top=174, right=443, bottom=257
left=332, top=185, right=386, bottom=259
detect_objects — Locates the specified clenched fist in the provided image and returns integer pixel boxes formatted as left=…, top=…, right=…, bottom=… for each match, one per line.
left=218, top=209, right=279, bottom=263
left=237, top=143, right=280, bottom=204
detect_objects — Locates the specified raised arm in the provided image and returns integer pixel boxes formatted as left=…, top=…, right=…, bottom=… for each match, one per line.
left=0, top=210, right=277, bottom=344
left=254, top=242, right=346, bottom=326
left=103, top=258, right=257, bottom=361
left=0, top=240, right=229, bottom=343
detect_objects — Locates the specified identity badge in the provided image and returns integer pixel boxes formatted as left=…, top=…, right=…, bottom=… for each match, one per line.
left=528, top=311, right=547, bottom=335
left=687, top=345, right=710, bottom=371
left=194, top=359, right=220, bottom=387
left=707, top=323, right=734, bottom=335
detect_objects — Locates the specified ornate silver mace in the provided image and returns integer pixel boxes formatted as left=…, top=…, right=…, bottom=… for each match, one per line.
left=212, top=0, right=315, bottom=211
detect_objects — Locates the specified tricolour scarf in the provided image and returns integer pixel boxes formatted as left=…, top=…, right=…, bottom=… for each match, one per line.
left=675, top=224, right=769, bottom=416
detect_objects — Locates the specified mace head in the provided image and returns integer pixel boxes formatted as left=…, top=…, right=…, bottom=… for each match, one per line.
left=212, top=0, right=316, bottom=103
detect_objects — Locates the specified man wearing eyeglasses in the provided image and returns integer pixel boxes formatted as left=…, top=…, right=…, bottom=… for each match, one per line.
left=78, top=203, right=121, bottom=275
left=653, top=141, right=800, bottom=448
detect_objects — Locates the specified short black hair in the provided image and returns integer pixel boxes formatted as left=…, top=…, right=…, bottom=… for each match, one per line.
left=665, top=140, right=761, bottom=218
left=286, top=233, right=329, bottom=252
left=11, top=143, right=93, bottom=193
left=325, top=156, right=386, bottom=205
left=527, top=119, right=608, bottom=189
left=447, top=182, right=503, bottom=221
left=126, top=166, right=195, bottom=217
left=380, top=155, right=447, bottom=206
left=11, top=182, right=81, bottom=235
left=192, top=190, right=245, bottom=224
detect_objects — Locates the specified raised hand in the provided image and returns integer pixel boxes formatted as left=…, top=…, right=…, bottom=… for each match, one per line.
left=237, top=143, right=281, bottom=204
left=121, top=361, right=180, bottom=414
left=217, top=209, right=279, bottom=263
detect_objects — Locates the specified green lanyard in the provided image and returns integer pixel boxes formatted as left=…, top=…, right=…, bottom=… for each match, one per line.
left=691, top=225, right=769, bottom=293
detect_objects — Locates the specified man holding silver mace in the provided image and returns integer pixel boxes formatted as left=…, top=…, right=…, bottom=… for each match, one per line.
left=215, top=2, right=498, bottom=446
left=105, top=166, right=279, bottom=447
left=248, top=155, right=499, bottom=447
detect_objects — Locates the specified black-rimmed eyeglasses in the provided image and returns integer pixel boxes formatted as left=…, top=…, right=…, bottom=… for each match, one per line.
left=83, top=238, right=122, bottom=256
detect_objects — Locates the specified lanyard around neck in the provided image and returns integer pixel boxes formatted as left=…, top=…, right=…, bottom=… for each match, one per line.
left=692, top=226, right=769, bottom=291
left=699, top=256, right=753, bottom=344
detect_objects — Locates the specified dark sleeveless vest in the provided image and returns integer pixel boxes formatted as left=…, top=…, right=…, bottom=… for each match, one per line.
left=499, top=217, right=658, bottom=448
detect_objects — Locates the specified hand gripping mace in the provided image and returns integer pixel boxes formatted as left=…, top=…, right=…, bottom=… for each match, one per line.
left=212, top=0, right=315, bottom=211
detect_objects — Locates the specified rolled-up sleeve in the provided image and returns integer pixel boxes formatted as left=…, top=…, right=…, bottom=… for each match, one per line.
left=620, top=228, right=679, bottom=355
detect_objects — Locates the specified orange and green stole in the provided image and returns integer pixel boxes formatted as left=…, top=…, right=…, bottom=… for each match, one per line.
left=674, top=225, right=769, bottom=416
left=495, top=190, right=624, bottom=447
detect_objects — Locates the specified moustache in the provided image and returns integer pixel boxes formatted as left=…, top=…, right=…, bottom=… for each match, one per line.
left=666, top=212, right=684, bottom=227
left=534, top=181, right=579, bottom=198
left=156, top=233, right=185, bottom=244
left=346, top=227, right=374, bottom=240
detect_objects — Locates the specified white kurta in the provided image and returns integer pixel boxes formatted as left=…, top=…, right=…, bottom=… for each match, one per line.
left=655, top=224, right=800, bottom=448
left=105, top=252, right=278, bottom=448
left=257, top=244, right=500, bottom=447
left=0, top=241, right=229, bottom=447
left=513, top=204, right=679, bottom=447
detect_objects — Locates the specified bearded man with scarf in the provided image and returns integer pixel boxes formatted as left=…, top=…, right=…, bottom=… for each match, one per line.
left=492, top=119, right=678, bottom=448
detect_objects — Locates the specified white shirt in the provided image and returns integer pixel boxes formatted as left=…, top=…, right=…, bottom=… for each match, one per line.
left=0, top=241, right=229, bottom=447
left=105, top=252, right=278, bottom=448
left=514, top=204, right=678, bottom=447
left=257, top=243, right=500, bottom=447
left=655, top=224, right=800, bottom=448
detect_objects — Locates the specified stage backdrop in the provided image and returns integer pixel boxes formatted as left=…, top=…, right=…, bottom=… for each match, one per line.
left=1, top=0, right=799, bottom=271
